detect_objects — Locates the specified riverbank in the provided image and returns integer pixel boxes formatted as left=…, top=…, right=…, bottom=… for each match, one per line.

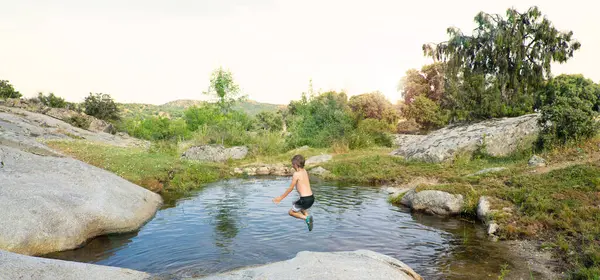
left=46, top=137, right=600, bottom=278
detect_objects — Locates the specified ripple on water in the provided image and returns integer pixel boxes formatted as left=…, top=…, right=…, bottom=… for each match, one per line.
left=44, top=178, right=520, bottom=279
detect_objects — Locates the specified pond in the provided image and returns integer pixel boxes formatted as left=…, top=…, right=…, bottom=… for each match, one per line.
left=45, top=177, right=527, bottom=279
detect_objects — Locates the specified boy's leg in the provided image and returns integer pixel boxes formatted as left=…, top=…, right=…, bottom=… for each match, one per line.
left=301, top=209, right=308, bottom=216
left=289, top=209, right=306, bottom=220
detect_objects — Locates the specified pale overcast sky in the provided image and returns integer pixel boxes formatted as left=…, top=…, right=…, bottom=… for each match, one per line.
left=1, top=0, right=598, bottom=105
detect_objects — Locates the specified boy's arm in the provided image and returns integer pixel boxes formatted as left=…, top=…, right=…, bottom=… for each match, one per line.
left=273, top=175, right=297, bottom=204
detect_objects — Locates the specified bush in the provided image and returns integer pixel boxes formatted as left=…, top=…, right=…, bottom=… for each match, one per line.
left=403, top=95, right=448, bottom=131
left=124, top=117, right=190, bottom=141
left=0, top=80, right=22, bottom=99
left=286, top=91, right=355, bottom=148
left=348, top=119, right=394, bottom=149
left=255, top=111, right=283, bottom=132
left=67, top=115, right=91, bottom=130
left=537, top=74, right=600, bottom=148
left=37, top=92, right=67, bottom=108
left=348, top=92, right=399, bottom=124
left=84, top=93, right=120, bottom=121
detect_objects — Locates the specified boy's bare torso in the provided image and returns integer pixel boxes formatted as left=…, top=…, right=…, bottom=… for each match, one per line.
left=294, top=169, right=312, bottom=197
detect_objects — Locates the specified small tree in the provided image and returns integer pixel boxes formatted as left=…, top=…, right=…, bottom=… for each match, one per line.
left=204, top=67, right=246, bottom=114
left=84, top=93, right=120, bottom=121
left=0, top=80, right=22, bottom=99
left=255, top=111, right=284, bottom=132
left=537, top=74, right=600, bottom=148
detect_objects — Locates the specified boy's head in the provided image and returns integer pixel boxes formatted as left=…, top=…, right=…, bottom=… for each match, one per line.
left=291, top=154, right=305, bottom=170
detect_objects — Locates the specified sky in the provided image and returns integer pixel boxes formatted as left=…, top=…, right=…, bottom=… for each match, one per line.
left=1, top=0, right=599, bottom=105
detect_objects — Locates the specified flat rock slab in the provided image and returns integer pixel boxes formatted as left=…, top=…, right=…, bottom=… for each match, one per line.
left=182, top=145, right=248, bottom=162
left=0, top=145, right=162, bottom=255
left=198, top=250, right=422, bottom=280
left=0, top=250, right=150, bottom=280
left=305, top=154, right=332, bottom=165
left=391, top=114, right=539, bottom=162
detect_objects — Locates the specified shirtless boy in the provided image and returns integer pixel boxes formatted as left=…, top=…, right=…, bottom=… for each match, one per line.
left=272, top=154, right=314, bottom=231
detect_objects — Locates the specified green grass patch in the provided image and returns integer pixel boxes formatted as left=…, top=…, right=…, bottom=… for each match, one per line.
left=47, top=140, right=229, bottom=196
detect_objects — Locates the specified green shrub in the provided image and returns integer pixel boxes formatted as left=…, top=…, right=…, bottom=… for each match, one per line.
left=255, top=111, right=283, bottom=132
left=537, top=74, right=600, bottom=148
left=286, top=91, right=354, bottom=148
left=348, top=119, right=393, bottom=149
left=84, top=93, right=120, bottom=121
left=124, top=117, right=190, bottom=141
left=403, top=95, right=448, bottom=131
left=0, top=80, right=22, bottom=99
left=67, top=115, right=91, bottom=130
left=37, top=92, right=67, bottom=108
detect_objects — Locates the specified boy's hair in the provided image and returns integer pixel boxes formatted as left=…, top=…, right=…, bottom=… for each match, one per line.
left=291, top=154, right=305, bottom=168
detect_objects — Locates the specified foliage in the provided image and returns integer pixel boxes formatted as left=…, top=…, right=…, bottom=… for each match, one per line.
left=123, top=116, right=189, bottom=141
left=286, top=91, right=355, bottom=148
left=348, top=91, right=399, bottom=124
left=37, top=92, right=67, bottom=108
left=399, top=63, right=445, bottom=105
left=84, top=93, right=120, bottom=121
left=348, top=119, right=394, bottom=149
left=66, top=115, right=91, bottom=130
left=0, top=80, right=22, bottom=99
left=425, top=6, right=581, bottom=121
left=183, top=105, right=223, bottom=131
left=403, top=95, right=448, bottom=131
left=537, top=74, right=600, bottom=148
left=204, top=67, right=246, bottom=114
left=255, top=110, right=284, bottom=132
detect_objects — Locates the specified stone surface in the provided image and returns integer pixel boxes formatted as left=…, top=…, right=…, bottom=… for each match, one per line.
left=401, top=189, right=464, bottom=216
left=310, top=166, right=331, bottom=177
left=305, top=154, right=333, bottom=165
left=0, top=105, right=149, bottom=150
left=256, top=166, right=271, bottom=175
left=477, top=196, right=492, bottom=222
left=487, top=223, right=499, bottom=235
left=391, top=114, right=539, bottom=162
left=385, top=187, right=411, bottom=196
left=470, top=167, right=509, bottom=177
left=0, top=145, right=162, bottom=255
left=528, top=155, right=547, bottom=167
left=182, top=145, right=248, bottom=162
left=199, top=250, right=422, bottom=280
left=0, top=250, right=150, bottom=280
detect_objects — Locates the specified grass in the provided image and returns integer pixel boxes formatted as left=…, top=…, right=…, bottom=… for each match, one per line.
left=46, top=140, right=229, bottom=200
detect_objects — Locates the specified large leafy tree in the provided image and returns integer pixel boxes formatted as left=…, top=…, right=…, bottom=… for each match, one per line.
left=348, top=91, right=399, bottom=124
left=204, top=67, right=246, bottom=114
left=0, top=80, right=22, bottom=99
left=399, top=63, right=445, bottom=105
left=424, top=6, right=581, bottom=121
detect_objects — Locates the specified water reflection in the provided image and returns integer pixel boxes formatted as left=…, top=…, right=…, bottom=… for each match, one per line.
left=45, top=178, right=520, bottom=279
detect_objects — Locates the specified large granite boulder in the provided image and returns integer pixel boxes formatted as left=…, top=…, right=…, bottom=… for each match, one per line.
left=401, top=189, right=464, bottom=216
left=199, top=250, right=422, bottom=280
left=391, top=114, right=539, bottom=162
left=0, top=250, right=150, bottom=280
left=0, top=146, right=162, bottom=255
left=182, top=145, right=248, bottom=162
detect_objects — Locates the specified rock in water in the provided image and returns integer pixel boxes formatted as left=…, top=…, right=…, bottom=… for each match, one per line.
left=401, top=189, right=464, bottom=216
left=477, top=196, right=491, bottom=222
left=0, top=146, right=162, bottom=255
left=182, top=145, right=248, bottom=162
left=198, top=250, right=423, bottom=280
left=0, top=250, right=150, bottom=280
left=528, top=155, right=547, bottom=167
left=305, top=154, right=333, bottom=165
left=391, top=114, right=539, bottom=162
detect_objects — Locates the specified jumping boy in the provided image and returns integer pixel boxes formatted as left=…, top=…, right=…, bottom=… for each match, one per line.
left=272, top=154, right=314, bottom=231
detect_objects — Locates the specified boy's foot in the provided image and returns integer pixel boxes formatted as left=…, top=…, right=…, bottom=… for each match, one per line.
left=305, top=215, right=313, bottom=231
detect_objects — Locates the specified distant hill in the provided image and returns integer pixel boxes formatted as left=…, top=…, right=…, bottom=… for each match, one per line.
left=118, top=99, right=284, bottom=119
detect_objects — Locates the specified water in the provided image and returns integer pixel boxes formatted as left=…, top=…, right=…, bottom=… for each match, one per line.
left=45, top=178, right=524, bottom=279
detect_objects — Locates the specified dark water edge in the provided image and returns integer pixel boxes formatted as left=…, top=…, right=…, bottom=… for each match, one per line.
left=44, top=178, right=543, bottom=279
